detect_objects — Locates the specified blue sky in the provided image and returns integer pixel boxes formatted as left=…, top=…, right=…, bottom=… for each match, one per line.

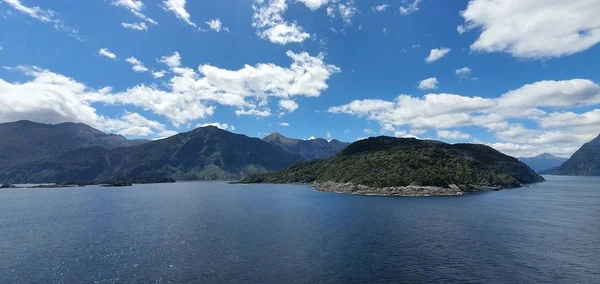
left=1, top=0, right=599, bottom=158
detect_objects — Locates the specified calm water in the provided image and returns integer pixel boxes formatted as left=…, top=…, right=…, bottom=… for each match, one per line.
left=1, top=176, right=599, bottom=283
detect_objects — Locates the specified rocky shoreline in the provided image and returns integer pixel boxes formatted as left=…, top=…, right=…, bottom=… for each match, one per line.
left=313, top=181, right=505, bottom=197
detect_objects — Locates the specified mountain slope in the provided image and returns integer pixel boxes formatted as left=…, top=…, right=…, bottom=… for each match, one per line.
left=0, top=120, right=148, bottom=172
left=263, top=132, right=349, bottom=160
left=518, top=153, right=568, bottom=173
left=242, top=137, right=544, bottom=194
left=554, top=134, right=600, bottom=176
left=1, top=126, right=304, bottom=183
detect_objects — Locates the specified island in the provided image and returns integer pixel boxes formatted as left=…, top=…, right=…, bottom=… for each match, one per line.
left=240, top=136, right=544, bottom=196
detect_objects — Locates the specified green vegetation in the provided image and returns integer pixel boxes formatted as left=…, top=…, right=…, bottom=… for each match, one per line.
left=242, top=137, right=544, bottom=190
left=0, top=125, right=303, bottom=184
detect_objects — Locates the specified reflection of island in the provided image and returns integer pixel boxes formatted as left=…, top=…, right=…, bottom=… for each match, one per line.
left=241, top=137, right=544, bottom=196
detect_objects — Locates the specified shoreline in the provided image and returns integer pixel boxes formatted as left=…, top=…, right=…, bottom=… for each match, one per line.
left=312, top=181, right=510, bottom=197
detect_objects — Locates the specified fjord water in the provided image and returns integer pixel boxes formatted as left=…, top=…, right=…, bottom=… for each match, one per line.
left=1, top=177, right=599, bottom=283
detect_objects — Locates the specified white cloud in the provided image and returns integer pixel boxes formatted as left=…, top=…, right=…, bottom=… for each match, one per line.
left=455, top=67, right=471, bottom=78
left=326, top=131, right=332, bottom=139
left=252, top=0, right=311, bottom=45
left=372, top=4, right=388, bottom=12
left=122, top=22, right=148, bottom=31
left=206, top=18, right=229, bottom=32
left=111, top=0, right=157, bottom=26
left=279, top=99, right=299, bottom=112
left=152, top=70, right=167, bottom=79
left=125, top=57, right=149, bottom=73
left=98, top=48, right=117, bottom=60
left=198, top=122, right=235, bottom=131
left=437, top=130, right=471, bottom=140
left=329, top=78, right=600, bottom=157
left=459, top=0, right=600, bottom=59
left=159, top=52, right=182, bottom=68
left=2, top=49, right=339, bottom=129
left=279, top=122, right=290, bottom=127
left=297, top=0, right=330, bottom=10
left=399, top=0, right=421, bottom=15
left=425, top=48, right=451, bottom=63
left=418, top=77, right=438, bottom=90
left=162, top=0, right=196, bottom=27
left=363, top=128, right=374, bottom=134
left=0, top=66, right=171, bottom=137
left=2, top=0, right=82, bottom=40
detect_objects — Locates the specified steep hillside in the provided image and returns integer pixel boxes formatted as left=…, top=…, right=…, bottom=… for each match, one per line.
left=555, top=134, right=600, bottom=176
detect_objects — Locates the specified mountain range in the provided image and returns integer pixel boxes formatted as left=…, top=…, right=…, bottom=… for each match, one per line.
left=0, top=121, right=347, bottom=183
left=518, top=153, right=568, bottom=173
left=263, top=132, right=350, bottom=160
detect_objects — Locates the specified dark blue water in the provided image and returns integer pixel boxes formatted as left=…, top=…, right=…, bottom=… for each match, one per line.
left=1, top=176, right=599, bottom=283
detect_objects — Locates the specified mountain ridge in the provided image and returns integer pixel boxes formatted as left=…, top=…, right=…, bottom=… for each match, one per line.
left=262, top=132, right=350, bottom=160
left=554, top=134, right=600, bottom=176
left=518, top=153, right=568, bottom=173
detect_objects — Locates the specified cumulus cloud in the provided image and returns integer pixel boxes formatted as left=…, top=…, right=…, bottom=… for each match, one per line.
left=198, top=122, right=235, bottom=131
left=152, top=70, right=167, bottom=79
left=458, top=0, right=600, bottom=59
left=252, top=0, right=357, bottom=44
left=297, top=0, right=330, bottom=10
left=279, top=122, right=290, bottom=127
left=252, top=0, right=310, bottom=45
left=418, top=77, right=438, bottom=90
left=125, top=57, right=149, bottom=73
left=159, top=52, right=182, bottom=68
left=399, top=0, right=421, bottom=15
left=425, top=48, right=451, bottom=63
left=328, top=78, right=600, bottom=157
left=98, top=48, right=117, bottom=60
left=162, top=0, right=196, bottom=27
left=2, top=49, right=338, bottom=135
left=0, top=66, right=171, bottom=137
left=279, top=99, right=298, bottom=113
left=206, top=19, right=229, bottom=32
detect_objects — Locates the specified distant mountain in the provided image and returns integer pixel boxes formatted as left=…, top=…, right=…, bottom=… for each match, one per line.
left=242, top=136, right=544, bottom=195
left=0, top=120, right=148, bottom=173
left=0, top=126, right=304, bottom=183
left=554, top=134, right=600, bottom=176
left=518, top=153, right=568, bottom=173
left=263, top=132, right=350, bottom=160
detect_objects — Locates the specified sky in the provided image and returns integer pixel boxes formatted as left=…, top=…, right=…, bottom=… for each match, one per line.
left=0, top=0, right=599, bottom=158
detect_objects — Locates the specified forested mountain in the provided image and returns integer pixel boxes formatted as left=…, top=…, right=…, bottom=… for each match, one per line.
left=554, top=134, right=600, bottom=176
left=242, top=136, right=544, bottom=193
left=0, top=125, right=303, bottom=183
left=262, top=132, right=349, bottom=160
left=518, top=153, right=568, bottom=173
left=0, top=120, right=147, bottom=174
